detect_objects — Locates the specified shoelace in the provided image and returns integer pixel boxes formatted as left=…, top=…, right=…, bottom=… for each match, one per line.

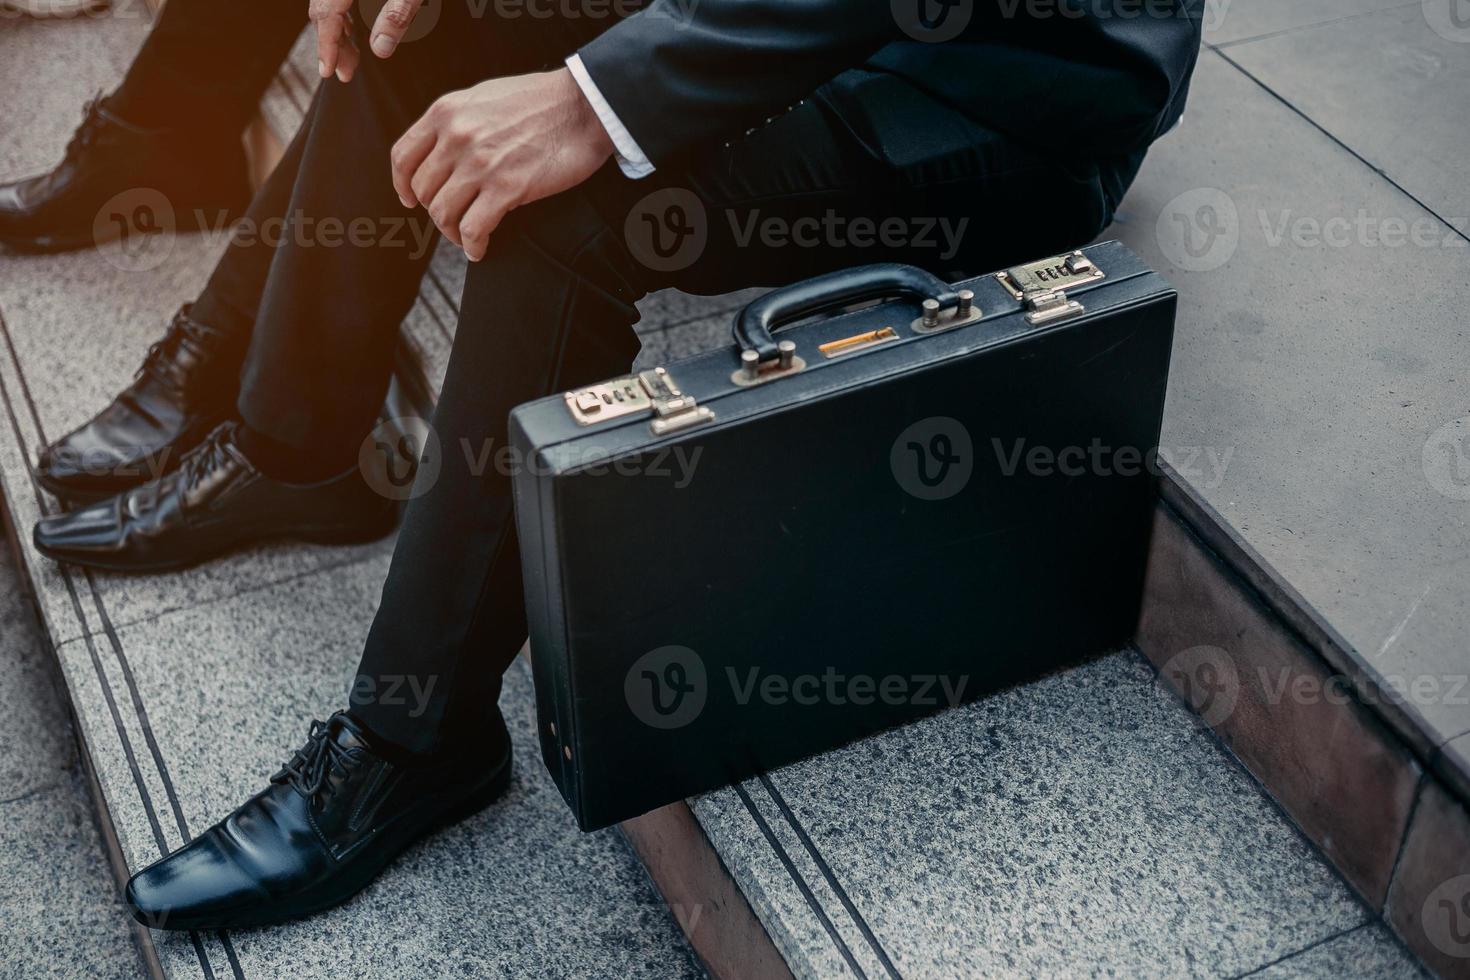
left=171, top=424, right=237, bottom=498
left=271, top=719, right=358, bottom=799
left=62, top=96, right=108, bottom=161
left=137, top=309, right=218, bottom=395
left=124, top=422, right=240, bottom=515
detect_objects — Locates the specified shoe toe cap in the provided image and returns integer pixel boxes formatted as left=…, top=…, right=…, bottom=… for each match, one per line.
left=35, top=427, right=151, bottom=494
left=33, top=499, right=125, bottom=557
left=125, top=831, right=270, bottom=931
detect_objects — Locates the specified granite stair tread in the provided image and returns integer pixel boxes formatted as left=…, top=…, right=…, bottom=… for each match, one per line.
left=0, top=4, right=1454, bottom=979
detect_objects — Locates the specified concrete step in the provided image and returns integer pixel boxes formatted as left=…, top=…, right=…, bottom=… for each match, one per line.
left=0, top=518, right=146, bottom=978
left=0, top=3, right=1461, bottom=979
left=1109, top=23, right=1470, bottom=976
left=655, top=649, right=1423, bottom=978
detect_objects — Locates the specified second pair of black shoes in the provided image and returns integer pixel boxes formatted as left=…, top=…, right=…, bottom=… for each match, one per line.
left=34, top=419, right=402, bottom=572
left=31, top=304, right=404, bottom=572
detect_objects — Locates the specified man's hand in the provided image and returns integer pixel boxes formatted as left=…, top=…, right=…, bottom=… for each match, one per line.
left=310, top=0, right=359, bottom=82
left=391, top=69, right=616, bottom=262
left=313, top=0, right=426, bottom=81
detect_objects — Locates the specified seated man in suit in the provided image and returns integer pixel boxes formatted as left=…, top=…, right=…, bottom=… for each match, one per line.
left=34, top=0, right=1202, bottom=929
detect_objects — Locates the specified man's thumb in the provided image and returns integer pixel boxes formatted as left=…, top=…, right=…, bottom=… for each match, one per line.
left=370, top=0, right=418, bottom=57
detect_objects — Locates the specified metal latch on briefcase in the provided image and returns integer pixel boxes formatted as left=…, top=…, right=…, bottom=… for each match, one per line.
left=996, top=250, right=1104, bottom=325
left=563, top=366, right=714, bottom=435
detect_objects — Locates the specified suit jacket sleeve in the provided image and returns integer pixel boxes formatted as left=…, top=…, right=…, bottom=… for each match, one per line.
left=575, top=1, right=898, bottom=166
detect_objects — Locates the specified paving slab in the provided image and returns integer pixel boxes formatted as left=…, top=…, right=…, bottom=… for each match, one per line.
left=1107, top=49, right=1470, bottom=760
left=0, top=782, right=145, bottom=979
left=1206, top=0, right=1417, bottom=46
left=0, top=540, right=74, bottom=800
left=0, top=523, right=145, bottom=977
left=1250, top=923, right=1427, bottom=978
left=1222, top=2, right=1470, bottom=236
left=635, top=308, right=738, bottom=368
left=693, top=652, right=1388, bottom=978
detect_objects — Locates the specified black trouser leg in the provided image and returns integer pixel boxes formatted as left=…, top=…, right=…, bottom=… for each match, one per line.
left=232, top=0, right=595, bottom=456
left=109, top=0, right=306, bottom=131
left=350, top=82, right=1125, bottom=754
left=351, top=183, right=648, bottom=750
left=188, top=102, right=315, bottom=341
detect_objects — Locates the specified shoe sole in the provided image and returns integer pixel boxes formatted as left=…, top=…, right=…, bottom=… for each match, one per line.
left=134, top=751, right=516, bottom=932
left=33, top=507, right=402, bottom=574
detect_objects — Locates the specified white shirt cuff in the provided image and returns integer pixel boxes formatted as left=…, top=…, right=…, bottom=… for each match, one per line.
left=566, top=53, right=655, bottom=180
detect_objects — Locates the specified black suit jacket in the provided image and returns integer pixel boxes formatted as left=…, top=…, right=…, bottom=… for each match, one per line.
left=578, top=0, right=1204, bottom=168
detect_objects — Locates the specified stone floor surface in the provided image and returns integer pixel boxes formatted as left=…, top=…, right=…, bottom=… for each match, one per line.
left=0, top=1, right=1462, bottom=978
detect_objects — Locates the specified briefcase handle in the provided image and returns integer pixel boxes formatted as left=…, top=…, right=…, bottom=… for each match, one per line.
left=734, top=264, right=961, bottom=363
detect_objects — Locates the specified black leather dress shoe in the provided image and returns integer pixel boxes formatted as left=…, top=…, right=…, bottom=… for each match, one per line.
left=33, top=421, right=401, bottom=572
left=0, top=96, right=250, bottom=252
left=36, top=305, right=244, bottom=503
left=126, top=711, right=513, bottom=931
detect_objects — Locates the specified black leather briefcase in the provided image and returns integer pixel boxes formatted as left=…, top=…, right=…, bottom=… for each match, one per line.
left=510, top=241, right=1175, bottom=830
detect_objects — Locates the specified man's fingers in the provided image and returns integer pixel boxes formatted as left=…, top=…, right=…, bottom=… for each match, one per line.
left=314, top=11, right=345, bottom=78
left=425, top=177, right=480, bottom=246
left=407, top=143, right=456, bottom=215
left=370, top=0, right=420, bottom=59
left=459, top=195, right=506, bottom=262
left=390, top=124, right=436, bottom=207
left=334, top=20, right=361, bottom=82
left=309, top=0, right=354, bottom=76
